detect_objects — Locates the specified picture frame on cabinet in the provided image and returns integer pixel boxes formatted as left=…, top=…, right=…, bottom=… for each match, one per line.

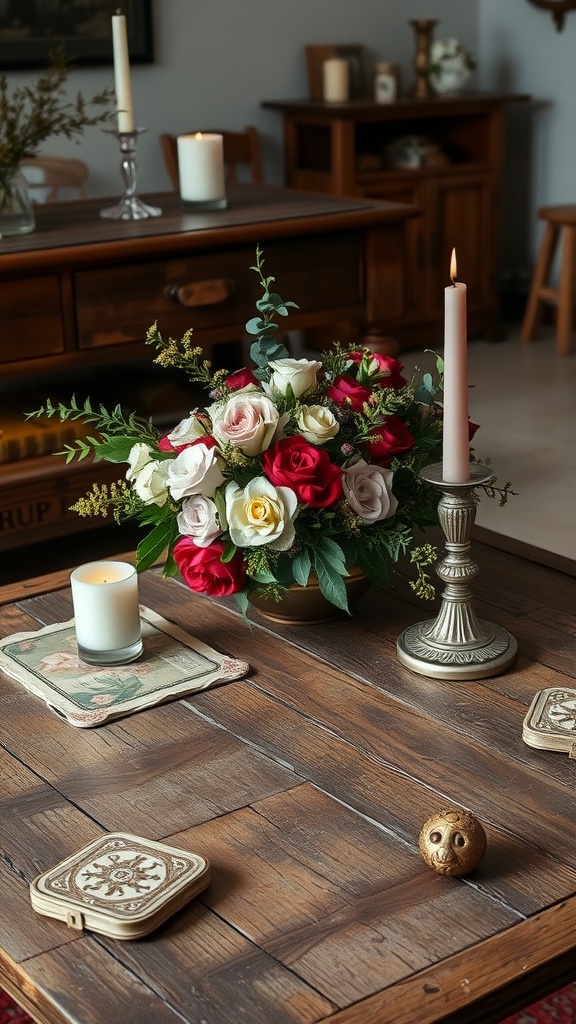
left=305, top=44, right=369, bottom=101
left=0, top=0, right=153, bottom=70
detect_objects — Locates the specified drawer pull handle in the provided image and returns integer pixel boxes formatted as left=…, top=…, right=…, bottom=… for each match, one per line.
left=165, top=277, right=235, bottom=307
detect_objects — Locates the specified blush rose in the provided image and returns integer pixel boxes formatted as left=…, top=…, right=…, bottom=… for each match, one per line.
left=209, top=392, right=281, bottom=456
left=342, top=460, right=398, bottom=524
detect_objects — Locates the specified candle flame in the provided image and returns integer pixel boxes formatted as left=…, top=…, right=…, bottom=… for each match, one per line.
left=195, top=132, right=203, bottom=139
left=450, top=247, right=458, bottom=284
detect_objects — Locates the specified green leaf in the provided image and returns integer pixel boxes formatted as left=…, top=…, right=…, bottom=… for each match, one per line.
left=313, top=550, right=349, bottom=613
left=96, top=436, right=140, bottom=463
left=136, top=521, right=175, bottom=572
left=313, top=535, right=348, bottom=576
left=292, top=548, right=311, bottom=587
left=221, top=539, right=238, bottom=564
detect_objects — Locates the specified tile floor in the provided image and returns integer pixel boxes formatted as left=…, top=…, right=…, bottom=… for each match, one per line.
left=403, top=326, right=576, bottom=566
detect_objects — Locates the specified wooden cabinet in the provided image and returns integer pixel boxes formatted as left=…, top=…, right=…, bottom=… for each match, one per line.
left=263, top=94, right=528, bottom=347
left=0, top=184, right=417, bottom=553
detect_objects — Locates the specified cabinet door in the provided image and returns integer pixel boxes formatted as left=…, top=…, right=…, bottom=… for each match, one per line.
left=426, top=173, right=494, bottom=318
left=359, top=178, right=424, bottom=319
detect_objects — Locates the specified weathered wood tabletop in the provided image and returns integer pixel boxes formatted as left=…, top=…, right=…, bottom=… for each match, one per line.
left=1, top=541, right=575, bottom=1024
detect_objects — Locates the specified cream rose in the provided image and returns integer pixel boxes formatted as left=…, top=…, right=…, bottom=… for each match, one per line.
left=177, top=495, right=222, bottom=547
left=126, top=442, right=154, bottom=481
left=225, top=477, right=298, bottom=550
left=166, top=412, right=206, bottom=447
left=296, top=404, right=339, bottom=445
left=342, top=460, right=398, bottom=524
left=167, top=443, right=225, bottom=501
left=209, top=393, right=281, bottom=456
left=131, top=458, right=170, bottom=507
left=268, top=357, right=322, bottom=398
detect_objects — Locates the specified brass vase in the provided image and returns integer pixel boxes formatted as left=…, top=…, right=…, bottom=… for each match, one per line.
left=409, top=19, right=437, bottom=99
left=248, top=566, right=370, bottom=625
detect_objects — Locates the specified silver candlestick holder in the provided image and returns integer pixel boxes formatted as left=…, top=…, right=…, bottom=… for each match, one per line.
left=100, top=128, right=162, bottom=221
left=397, top=462, right=517, bottom=680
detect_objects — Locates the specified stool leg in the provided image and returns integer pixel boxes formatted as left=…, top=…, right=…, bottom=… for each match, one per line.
left=557, top=224, right=575, bottom=355
left=520, top=222, right=557, bottom=342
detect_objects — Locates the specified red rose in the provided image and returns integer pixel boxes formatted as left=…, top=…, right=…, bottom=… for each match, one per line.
left=158, top=435, right=175, bottom=452
left=366, top=415, right=415, bottom=466
left=225, top=367, right=259, bottom=391
left=158, top=433, right=217, bottom=454
left=469, top=420, right=480, bottom=440
left=326, top=374, right=371, bottom=412
left=174, top=538, right=246, bottom=597
left=348, top=352, right=406, bottom=388
left=261, top=435, right=342, bottom=507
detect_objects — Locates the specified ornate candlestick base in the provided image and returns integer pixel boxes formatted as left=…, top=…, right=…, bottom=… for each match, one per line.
left=100, top=129, right=162, bottom=221
left=397, top=463, right=517, bottom=680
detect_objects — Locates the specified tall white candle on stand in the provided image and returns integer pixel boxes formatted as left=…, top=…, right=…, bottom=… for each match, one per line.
left=71, top=561, right=142, bottom=665
left=177, top=133, right=227, bottom=209
left=112, top=11, right=135, bottom=132
left=442, top=248, right=470, bottom=483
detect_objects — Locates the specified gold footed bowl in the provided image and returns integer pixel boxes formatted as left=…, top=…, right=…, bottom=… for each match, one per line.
left=248, top=566, right=370, bottom=625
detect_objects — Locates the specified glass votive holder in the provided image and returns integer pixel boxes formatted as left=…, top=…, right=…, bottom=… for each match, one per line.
left=70, top=561, right=143, bottom=666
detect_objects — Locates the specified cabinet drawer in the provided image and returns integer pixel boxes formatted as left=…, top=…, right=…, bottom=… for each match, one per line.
left=0, top=276, right=64, bottom=364
left=74, top=235, right=362, bottom=349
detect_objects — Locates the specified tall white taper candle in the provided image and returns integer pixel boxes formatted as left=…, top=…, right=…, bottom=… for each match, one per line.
left=442, top=248, right=470, bottom=483
left=112, top=11, right=135, bottom=133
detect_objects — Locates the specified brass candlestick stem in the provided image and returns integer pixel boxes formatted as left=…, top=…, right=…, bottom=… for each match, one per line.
left=397, top=463, right=517, bottom=679
left=100, top=129, right=162, bottom=221
left=409, top=19, right=437, bottom=99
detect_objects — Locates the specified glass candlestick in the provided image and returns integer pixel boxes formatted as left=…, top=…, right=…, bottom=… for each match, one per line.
left=397, top=462, right=517, bottom=679
left=100, top=128, right=162, bottom=221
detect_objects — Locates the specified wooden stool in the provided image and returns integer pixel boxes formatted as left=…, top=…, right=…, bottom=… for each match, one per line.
left=521, top=204, right=576, bottom=355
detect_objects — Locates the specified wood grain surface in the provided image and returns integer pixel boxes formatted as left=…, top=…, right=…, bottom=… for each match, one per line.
left=1, top=539, right=576, bottom=1024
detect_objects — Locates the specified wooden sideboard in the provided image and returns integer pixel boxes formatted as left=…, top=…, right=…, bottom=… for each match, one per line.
left=263, top=93, right=529, bottom=347
left=0, top=184, right=418, bottom=554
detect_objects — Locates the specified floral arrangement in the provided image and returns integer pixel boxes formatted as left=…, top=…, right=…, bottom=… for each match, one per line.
left=429, top=38, right=476, bottom=92
left=0, top=48, right=113, bottom=170
left=30, top=250, right=490, bottom=616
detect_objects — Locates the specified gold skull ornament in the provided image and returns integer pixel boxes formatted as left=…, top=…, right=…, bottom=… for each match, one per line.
left=419, top=807, right=487, bottom=876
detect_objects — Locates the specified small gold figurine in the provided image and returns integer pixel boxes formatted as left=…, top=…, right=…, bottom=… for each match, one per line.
left=419, top=807, right=487, bottom=876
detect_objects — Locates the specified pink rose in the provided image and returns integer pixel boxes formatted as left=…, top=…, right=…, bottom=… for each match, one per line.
left=261, top=435, right=342, bottom=508
left=209, top=393, right=281, bottom=456
left=174, top=538, right=247, bottom=597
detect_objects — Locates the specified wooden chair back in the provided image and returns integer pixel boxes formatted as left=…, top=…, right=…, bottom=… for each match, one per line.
left=160, top=126, right=263, bottom=191
left=20, top=156, right=89, bottom=202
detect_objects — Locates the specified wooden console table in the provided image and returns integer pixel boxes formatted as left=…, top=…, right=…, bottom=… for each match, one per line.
left=263, top=94, right=529, bottom=346
left=0, top=183, right=417, bottom=553
left=1, top=540, right=576, bottom=1024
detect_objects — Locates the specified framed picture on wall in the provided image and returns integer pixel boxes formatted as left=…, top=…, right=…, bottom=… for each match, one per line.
left=0, top=0, right=153, bottom=70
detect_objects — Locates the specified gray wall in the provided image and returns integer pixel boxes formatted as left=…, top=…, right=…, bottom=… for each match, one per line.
left=7, top=1, right=478, bottom=193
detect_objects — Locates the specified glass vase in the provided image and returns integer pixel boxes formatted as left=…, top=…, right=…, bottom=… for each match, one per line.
left=0, top=166, right=36, bottom=238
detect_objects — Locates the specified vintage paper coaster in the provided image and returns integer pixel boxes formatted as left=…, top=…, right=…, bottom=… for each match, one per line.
left=30, top=832, right=210, bottom=939
left=0, top=606, right=249, bottom=727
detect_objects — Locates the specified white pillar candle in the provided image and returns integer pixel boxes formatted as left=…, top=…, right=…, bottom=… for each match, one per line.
left=71, top=561, right=142, bottom=665
left=323, top=58, right=349, bottom=102
left=112, top=12, right=135, bottom=133
left=176, top=133, right=226, bottom=207
left=442, top=248, right=470, bottom=483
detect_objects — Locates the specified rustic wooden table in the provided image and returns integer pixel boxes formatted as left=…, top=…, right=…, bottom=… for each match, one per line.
left=1, top=541, right=575, bottom=1024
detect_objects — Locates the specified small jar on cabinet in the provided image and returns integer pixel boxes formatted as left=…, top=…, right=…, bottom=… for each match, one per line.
left=374, top=62, right=399, bottom=103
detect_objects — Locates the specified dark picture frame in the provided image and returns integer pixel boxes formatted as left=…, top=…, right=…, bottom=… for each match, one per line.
left=0, top=1, right=153, bottom=70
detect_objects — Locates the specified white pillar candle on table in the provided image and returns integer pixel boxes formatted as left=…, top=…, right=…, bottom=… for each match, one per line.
left=177, top=133, right=226, bottom=206
left=442, top=248, right=470, bottom=483
left=71, top=561, right=142, bottom=663
left=112, top=12, right=135, bottom=133
left=323, top=58, right=349, bottom=102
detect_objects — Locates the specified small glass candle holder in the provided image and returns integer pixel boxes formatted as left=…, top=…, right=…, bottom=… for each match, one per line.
left=100, top=128, right=162, bottom=221
left=70, top=561, right=143, bottom=666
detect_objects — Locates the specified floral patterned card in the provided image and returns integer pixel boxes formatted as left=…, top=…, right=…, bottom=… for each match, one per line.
left=0, top=607, right=249, bottom=728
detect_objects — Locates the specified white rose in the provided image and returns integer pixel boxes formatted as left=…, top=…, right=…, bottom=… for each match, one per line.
left=225, top=477, right=298, bottom=551
left=296, top=404, right=339, bottom=445
left=132, top=459, right=170, bottom=507
left=126, top=442, right=153, bottom=482
left=268, top=357, right=322, bottom=398
left=167, top=442, right=225, bottom=501
left=209, top=393, right=280, bottom=456
left=177, top=495, right=222, bottom=547
left=166, top=412, right=206, bottom=447
left=342, top=460, right=398, bottom=524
